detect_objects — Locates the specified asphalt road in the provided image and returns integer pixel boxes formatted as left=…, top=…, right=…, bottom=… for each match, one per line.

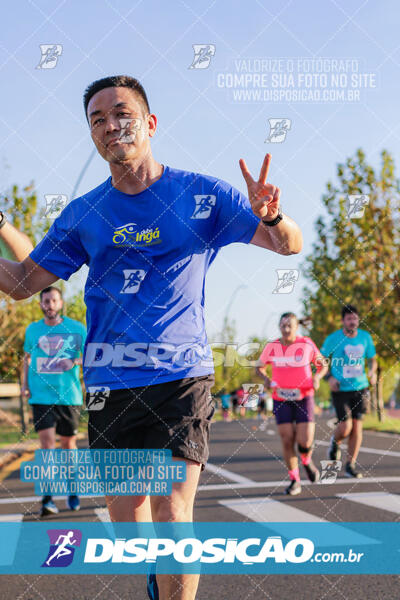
left=1, top=413, right=400, bottom=599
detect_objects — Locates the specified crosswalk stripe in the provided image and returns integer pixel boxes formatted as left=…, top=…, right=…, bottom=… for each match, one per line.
left=0, top=513, right=23, bottom=522
left=0, top=475, right=400, bottom=504
left=198, top=475, right=400, bottom=492
left=336, top=492, right=400, bottom=514
left=204, top=463, right=254, bottom=484
left=316, top=440, right=400, bottom=458
left=218, top=497, right=377, bottom=546
left=219, top=496, right=327, bottom=522
left=94, top=507, right=111, bottom=522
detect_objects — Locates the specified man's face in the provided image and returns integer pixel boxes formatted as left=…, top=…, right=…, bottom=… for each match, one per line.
left=40, top=290, right=63, bottom=319
left=342, top=312, right=359, bottom=332
left=87, top=87, right=156, bottom=164
left=279, top=316, right=298, bottom=339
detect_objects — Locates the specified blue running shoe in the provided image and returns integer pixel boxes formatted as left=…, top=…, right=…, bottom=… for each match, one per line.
left=147, top=573, right=159, bottom=600
left=67, top=495, right=80, bottom=511
left=40, top=496, right=59, bottom=517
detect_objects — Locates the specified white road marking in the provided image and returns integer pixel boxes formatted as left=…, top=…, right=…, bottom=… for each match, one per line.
left=218, top=497, right=377, bottom=546
left=204, top=463, right=254, bottom=484
left=336, top=491, right=400, bottom=514
left=219, top=496, right=326, bottom=522
left=0, top=494, right=97, bottom=505
left=1, top=476, right=400, bottom=503
left=94, top=507, right=111, bottom=522
left=198, top=476, right=400, bottom=492
left=315, top=439, right=400, bottom=457
left=0, top=513, right=23, bottom=521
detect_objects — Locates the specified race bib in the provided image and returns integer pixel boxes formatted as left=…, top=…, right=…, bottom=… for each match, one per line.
left=343, top=364, right=363, bottom=378
left=276, top=388, right=301, bottom=401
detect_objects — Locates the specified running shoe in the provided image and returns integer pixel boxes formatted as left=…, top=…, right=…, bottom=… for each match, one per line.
left=67, top=495, right=80, bottom=511
left=285, top=480, right=302, bottom=496
left=40, top=496, right=59, bottom=517
left=345, top=462, right=363, bottom=479
left=327, top=435, right=341, bottom=461
left=303, top=459, right=320, bottom=483
left=147, top=573, right=159, bottom=600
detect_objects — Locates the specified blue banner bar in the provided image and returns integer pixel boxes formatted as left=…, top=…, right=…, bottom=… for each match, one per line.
left=0, top=522, right=398, bottom=574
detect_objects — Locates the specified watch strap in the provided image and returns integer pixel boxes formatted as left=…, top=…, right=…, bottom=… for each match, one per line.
left=0, top=212, right=6, bottom=229
left=262, top=207, right=283, bottom=227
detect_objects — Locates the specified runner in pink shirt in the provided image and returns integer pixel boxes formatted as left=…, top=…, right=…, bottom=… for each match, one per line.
left=257, top=312, right=328, bottom=495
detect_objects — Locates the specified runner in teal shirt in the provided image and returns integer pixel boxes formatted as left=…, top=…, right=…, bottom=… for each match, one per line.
left=320, top=305, right=377, bottom=479
left=22, top=286, right=86, bottom=516
left=24, top=315, right=86, bottom=405
left=320, top=329, right=376, bottom=392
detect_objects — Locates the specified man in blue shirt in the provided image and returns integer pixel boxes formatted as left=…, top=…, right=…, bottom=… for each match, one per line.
left=321, top=305, right=377, bottom=479
left=22, top=286, right=86, bottom=516
left=0, top=75, right=302, bottom=600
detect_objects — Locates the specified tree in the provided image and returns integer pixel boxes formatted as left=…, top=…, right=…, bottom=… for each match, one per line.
left=302, top=149, right=400, bottom=416
left=0, top=183, right=86, bottom=382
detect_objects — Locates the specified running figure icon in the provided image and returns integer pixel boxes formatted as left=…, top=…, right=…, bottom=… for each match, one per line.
left=45, top=531, right=77, bottom=566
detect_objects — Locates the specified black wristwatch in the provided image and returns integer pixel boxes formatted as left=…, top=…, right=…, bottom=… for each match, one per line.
left=261, top=206, right=283, bottom=227
left=0, top=212, right=7, bottom=229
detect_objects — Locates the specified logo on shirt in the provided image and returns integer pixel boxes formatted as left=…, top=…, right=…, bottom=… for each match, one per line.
left=344, top=344, right=364, bottom=360
left=191, top=195, right=216, bottom=219
left=37, top=334, right=81, bottom=374
left=120, top=269, right=147, bottom=294
left=112, top=223, right=161, bottom=247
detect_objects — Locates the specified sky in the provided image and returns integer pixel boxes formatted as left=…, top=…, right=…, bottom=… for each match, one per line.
left=1, top=0, right=399, bottom=343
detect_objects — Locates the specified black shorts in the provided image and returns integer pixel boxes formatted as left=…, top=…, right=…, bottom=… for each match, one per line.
left=332, top=388, right=369, bottom=422
left=87, top=375, right=215, bottom=468
left=31, top=404, right=81, bottom=436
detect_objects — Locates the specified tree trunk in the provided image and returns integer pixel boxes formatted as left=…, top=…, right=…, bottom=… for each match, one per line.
left=376, top=365, right=384, bottom=422
left=18, top=375, right=28, bottom=434
left=18, top=393, right=28, bottom=434
left=370, top=382, right=376, bottom=415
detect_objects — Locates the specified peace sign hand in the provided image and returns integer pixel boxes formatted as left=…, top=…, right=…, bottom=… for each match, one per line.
left=239, top=153, right=280, bottom=221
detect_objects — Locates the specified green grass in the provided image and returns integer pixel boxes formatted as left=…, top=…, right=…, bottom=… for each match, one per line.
left=0, top=426, right=38, bottom=448
left=0, top=416, right=88, bottom=448
left=362, top=413, right=400, bottom=434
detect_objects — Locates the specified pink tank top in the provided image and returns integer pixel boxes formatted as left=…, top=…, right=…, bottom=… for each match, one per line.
left=259, top=336, right=320, bottom=401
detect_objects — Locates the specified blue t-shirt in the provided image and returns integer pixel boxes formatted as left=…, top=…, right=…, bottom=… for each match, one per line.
left=320, top=329, right=376, bottom=391
left=29, top=166, right=259, bottom=390
left=23, top=316, right=86, bottom=405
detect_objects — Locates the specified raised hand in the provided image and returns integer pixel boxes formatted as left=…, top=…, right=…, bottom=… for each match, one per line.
left=239, top=153, right=280, bottom=221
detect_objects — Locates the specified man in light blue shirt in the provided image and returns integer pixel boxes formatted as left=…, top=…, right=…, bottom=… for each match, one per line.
left=22, top=286, right=86, bottom=516
left=321, top=304, right=377, bottom=478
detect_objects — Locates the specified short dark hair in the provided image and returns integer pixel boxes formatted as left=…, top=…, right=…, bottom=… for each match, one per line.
left=279, top=312, right=298, bottom=323
left=40, top=287, right=63, bottom=301
left=342, top=304, right=358, bottom=319
left=83, top=75, right=150, bottom=121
